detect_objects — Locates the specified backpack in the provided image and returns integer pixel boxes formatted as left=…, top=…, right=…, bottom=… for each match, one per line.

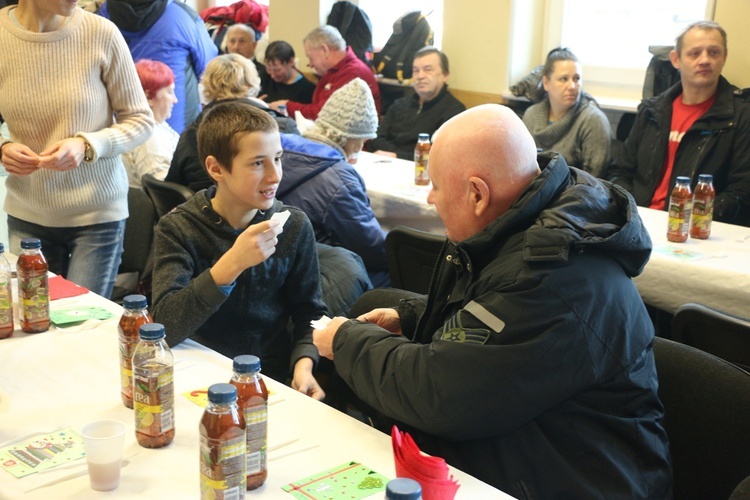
left=373, top=11, right=433, bottom=82
left=200, top=0, right=269, bottom=53
left=643, top=45, right=680, bottom=99
left=327, top=1, right=374, bottom=68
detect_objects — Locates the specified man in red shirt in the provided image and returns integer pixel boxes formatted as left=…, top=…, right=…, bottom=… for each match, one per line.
left=610, top=21, right=750, bottom=226
left=268, top=25, right=381, bottom=120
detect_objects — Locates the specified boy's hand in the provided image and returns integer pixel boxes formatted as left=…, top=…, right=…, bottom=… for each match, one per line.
left=291, top=358, right=325, bottom=400
left=210, top=219, right=282, bottom=286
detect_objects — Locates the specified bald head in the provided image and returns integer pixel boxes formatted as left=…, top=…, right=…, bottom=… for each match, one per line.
left=427, top=104, right=541, bottom=241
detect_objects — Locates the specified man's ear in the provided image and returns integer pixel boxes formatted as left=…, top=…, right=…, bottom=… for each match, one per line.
left=468, top=176, right=491, bottom=217
left=205, top=156, right=224, bottom=183
left=669, top=49, right=681, bottom=71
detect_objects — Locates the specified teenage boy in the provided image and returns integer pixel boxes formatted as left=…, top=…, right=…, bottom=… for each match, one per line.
left=152, top=101, right=327, bottom=399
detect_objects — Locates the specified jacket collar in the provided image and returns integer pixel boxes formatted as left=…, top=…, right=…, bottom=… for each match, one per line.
left=643, top=75, right=737, bottom=129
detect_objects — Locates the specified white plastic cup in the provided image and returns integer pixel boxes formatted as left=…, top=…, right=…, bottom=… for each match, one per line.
left=80, top=419, right=127, bottom=491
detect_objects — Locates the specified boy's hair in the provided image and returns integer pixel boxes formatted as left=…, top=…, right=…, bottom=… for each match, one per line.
left=264, top=40, right=295, bottom=65
left=197, top=101, right=279, bottom=175
left=135, top=59, right=174, bottom=99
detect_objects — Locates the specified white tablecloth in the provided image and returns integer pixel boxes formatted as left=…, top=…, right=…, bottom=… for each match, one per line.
left=635, top=207, right=750, bottom=318
left=354, top=152, right=444, bottom=234
left=0, top=291, right=509, bottom=499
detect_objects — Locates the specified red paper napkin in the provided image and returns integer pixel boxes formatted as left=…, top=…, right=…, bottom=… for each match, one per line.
left=49, top=275, right=89, bottom=300
left=391, top=425, right=460, bottom=500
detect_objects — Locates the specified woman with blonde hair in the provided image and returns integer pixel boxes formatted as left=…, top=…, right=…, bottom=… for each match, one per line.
left=168, top=53, right=295, bottom=192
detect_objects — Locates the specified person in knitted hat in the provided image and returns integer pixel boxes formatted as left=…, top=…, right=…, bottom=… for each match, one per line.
left=302, top=77, right=378, bottom=164
left=278, top=77, right=388, bottom=287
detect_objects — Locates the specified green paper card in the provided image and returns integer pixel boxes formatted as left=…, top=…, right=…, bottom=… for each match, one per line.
left=283, top=461, right=388, bottom=499
left=0, top=428, right=86, bottom=478
left=50, top=307, right=115, bottom=326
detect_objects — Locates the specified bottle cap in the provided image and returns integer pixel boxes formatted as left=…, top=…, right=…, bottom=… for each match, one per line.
left=139, top=323, right=166, bottom=340
left=698, top=174, right=713, bottom=183
left=417, top=133, right=430, bottom=141
left=675, top=176, right=691, bottom=184
left=385, top=478, right=422, bottom=499
left=208, top=383, right=238, bottom=404
left=20, top=238, right=41, bottom=250
left=233, top=354, right=262, bottom=374
left=123, top=294, right=148, bottom=310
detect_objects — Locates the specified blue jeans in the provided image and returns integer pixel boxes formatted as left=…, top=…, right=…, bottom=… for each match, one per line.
left=8, top=216, right=125, bottom=299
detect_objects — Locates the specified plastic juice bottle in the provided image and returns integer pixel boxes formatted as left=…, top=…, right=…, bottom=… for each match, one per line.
left=118, top=295, right=152, bottom=408
left=414, top=133, right=431, bottom=186
left=385, top=478, right=423, bottom=499
left=690, top=174, right=715, bottom=240
left=0, top=243, right=14, bottom=339
left=133, top=323, right=175, bottom=448
left=16, top=238, right=50, bottom=333
left=200, top=383, right=247, bottom=500
left=230, top=355, right=268, bottom=490
left=667, top=176, right=693, bottom=243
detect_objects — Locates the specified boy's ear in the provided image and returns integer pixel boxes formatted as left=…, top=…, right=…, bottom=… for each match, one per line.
left=205, top=156, right=224, bottom=183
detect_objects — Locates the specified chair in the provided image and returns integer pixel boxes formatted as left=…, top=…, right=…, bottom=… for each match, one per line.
left=385, top=226, right=445, bottom=294
left=653, top=337, right=750, bottom=499
left=112, top=187, right=157, bottom=303
left=671, top=303, right=750, bottom=372
left=141, top=173, right=195, bottom=219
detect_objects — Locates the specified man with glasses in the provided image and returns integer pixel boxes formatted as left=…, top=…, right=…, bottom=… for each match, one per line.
left=260, top=41, right=315, bottom=104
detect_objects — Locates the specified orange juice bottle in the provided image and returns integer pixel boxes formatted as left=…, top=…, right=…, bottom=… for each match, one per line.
left=667, top=176, right=692, bottom=243
left=230, top=355, right=268, bottom=490
left=690, top=174, right=715, bottom=240
left=118, top=295, right=152, bottom=408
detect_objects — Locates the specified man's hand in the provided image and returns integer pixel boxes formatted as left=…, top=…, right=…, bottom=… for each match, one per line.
left=37, top=137, right=86, bottom=171
left=312, top=316, right=349, bottom=360
left=357, top=308, right=402, bottom=334
left=1, top=142, right=41, bottom=176
left=291, top=357, right=325, bottom=400
left=210, top=219, right=282, bottom=286
left=267, top=99, right=289, bottom=112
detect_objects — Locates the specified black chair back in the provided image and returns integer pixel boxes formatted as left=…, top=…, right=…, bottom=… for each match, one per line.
left=671, top=303, right=750, bottom=372
left=653, top=337, right=750, bottom=499
left=141, top=173, right=195, bottom=219
left=385, top=226, right=445, bottom=294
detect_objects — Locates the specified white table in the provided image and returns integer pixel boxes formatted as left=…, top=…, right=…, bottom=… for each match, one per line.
left=354, top=152, right=445, bottom=234
left=634, top=207, right=750, bottom=318
left=0, top=291, right=510, bottom=499
left=350, top=158, right=750, bottom=318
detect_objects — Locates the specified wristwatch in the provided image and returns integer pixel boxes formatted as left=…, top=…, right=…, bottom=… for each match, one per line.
left=83, top=140, right=93, bottom=162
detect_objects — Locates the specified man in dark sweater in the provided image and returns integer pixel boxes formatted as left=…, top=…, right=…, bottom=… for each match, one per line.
left=367, top=47, right=465, bottom=160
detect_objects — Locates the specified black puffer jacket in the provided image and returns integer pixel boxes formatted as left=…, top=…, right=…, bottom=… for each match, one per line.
left=333, top=153, right=672, bottom=499
left=610, top=77, right=750, bottom=226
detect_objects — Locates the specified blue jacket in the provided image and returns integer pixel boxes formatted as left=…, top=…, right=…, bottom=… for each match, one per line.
left=99, top=0, right=218, bottom=134
left=279, top=134, right=388, bottom=287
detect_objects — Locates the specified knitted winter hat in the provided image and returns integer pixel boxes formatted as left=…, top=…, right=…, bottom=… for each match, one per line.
left=315, top=78, right=378, bottom=140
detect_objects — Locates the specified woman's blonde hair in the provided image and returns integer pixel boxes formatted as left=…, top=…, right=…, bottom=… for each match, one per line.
left=201, top=53, right=261, bottom=102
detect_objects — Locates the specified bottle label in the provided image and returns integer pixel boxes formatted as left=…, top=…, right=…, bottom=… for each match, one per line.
left=0, top=280, right=13, bottom=330
left=17, top=270, right=49, bottom=326
left=244, top=405, right=267, bottom=474
left=691, top=197, right=714, bottom=229
left=200, top=433, right=247, bottom=499
left=134, top=367, right=174, bottom=436
left=667, top=198, right=692, bottom=238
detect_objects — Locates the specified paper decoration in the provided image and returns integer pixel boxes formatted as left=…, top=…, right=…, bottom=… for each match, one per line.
left=282, top=461, right=388, bottom=499
left=0, top=428, right=85, bottom=478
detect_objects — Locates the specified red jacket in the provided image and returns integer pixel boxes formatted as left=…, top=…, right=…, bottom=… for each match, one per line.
left=286, top=46, right=381, bottom=120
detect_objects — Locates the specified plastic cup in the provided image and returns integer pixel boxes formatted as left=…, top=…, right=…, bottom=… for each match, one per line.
left=80, top=419, right=126, bottom=491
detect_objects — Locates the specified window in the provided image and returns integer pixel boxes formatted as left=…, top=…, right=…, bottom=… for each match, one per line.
left=357, top=1, right=443, bottom=51
left=545, top=0, right=715, bottom=102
